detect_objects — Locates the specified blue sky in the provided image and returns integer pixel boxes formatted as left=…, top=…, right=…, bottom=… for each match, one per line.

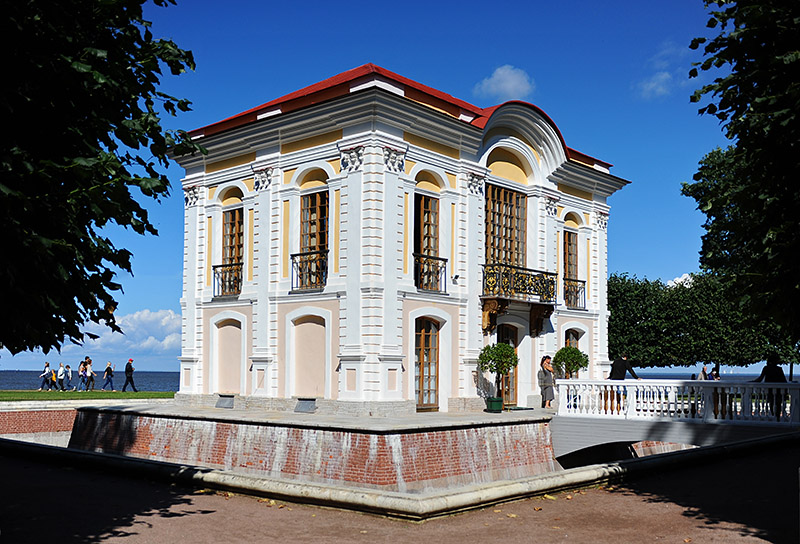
left=2, top=1, right=735, bottom=372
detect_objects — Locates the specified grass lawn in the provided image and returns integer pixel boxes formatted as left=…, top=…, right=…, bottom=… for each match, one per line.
left=0, top=390, right=174, bottom=402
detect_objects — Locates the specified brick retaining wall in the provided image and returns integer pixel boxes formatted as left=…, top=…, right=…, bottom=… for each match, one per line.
left=68, top=410, right=561, bottom=493
left=0, top=409, right=76, bottom=435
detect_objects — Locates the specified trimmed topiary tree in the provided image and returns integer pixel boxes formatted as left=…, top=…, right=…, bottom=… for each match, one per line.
left=552, top=346, right=589, bottom=378
left=477, top=343, right=519, bottom=400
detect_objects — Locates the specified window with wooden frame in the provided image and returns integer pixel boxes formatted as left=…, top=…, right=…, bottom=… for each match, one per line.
left=222, top=207, right=244, bottom=265
left=414, top=194, right=439, bottom=256
left=565, top=328, right=580, bottom=349
left=301, top=190, right=329, bottom=253
left=415, top=317, right=439, bottom=412
left=564, top=230, right=578, bottom=280
left=485, top=184, right=526, bottom=266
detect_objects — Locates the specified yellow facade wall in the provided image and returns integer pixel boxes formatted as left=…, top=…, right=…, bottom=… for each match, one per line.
left=558, top=183, right=593, bottom=201
left=282, top=200, right=290, bottom=278
left=280, top=130, right=343, bottom=154
left=403, top=132, right=459, bottom=159
left=205, top=152, right=256, bottom=174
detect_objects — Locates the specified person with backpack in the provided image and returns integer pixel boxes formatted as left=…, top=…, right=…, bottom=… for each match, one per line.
left=122, top=358, right=138, bottom=392
left=38, top=362, right=55, bottom=391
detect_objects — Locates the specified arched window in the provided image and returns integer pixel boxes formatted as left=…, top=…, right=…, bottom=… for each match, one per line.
left=215, top=187, right=244, bottom=296
left=413, top=171, right=445, bottom=292
left=415, top=317, right=439, bottom=412
left=565, top=328, right=580, bottom=349
left=485, top=184, right=526, bottom=267
left=294, top=169, right=329, bottom=290
left=563, top=213, right=584, bottom=309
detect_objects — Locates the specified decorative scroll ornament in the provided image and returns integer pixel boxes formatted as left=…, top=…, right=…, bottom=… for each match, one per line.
left=253, top=167, right=273, bottom=191
left=596, top=212, right=609, bottom=230
left=467, top=173, right=485, bottom=195
left=183, top=185, right=200, bottom=207
left=383, top=147, right=405, bottom=173
left=545, top=197, right=559, bottom=217
left=341, top=146, right=364, bottom=173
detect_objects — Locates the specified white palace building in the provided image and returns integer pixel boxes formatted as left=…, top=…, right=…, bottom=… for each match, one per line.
left=174, top=64, right=629, bottom=415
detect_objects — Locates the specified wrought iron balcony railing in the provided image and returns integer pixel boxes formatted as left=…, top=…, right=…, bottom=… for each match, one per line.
left=564, top=277, right=586, bottom=310
left=413, top=253, right=447, bottom=293
left=291, top=249, right=328, bottom=291
left=213, top=262, right=243, bottom=297
left=482, top=263, right=556, bottom=303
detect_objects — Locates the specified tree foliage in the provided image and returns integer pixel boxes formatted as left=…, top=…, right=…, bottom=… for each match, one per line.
left=0, top=0, right=201, bottom=354
left=477, top=343, right=519, bottom=399
left=684, top=1, right=800, bottom=343
left=552, top=346, right=588, bottom=378
left=608, top=272, right=797, bottom=368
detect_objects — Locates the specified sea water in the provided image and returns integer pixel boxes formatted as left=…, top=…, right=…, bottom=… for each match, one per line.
left=0, top=370, right=179, bottom=392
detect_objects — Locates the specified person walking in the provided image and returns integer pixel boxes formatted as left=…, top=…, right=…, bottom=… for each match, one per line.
left=101, top=362, right=115, bottom=391
left=122, top=358, right=138, bottom=392
left=85, top=359, right=96, bottom=391
left=56, top=363, right=66, bottom=391
left=77, top=361, right=87, bottom=391
left=538, top=355, right=555, bottom=409
left=65, top=364, right=74, bottom=391
left=38, top=362, right=55, bottom=391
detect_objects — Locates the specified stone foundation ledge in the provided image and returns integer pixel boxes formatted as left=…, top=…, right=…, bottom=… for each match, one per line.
left=174, top=394, right=488, bottom=417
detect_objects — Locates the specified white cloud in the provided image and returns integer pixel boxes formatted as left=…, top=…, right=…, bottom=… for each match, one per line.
left=473, top=65, right=534, bottom=103
left=667, top=273, right=693, bottom=287
left=636, top=71, right=673, bottom=100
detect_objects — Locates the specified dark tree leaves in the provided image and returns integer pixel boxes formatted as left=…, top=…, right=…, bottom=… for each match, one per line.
left=0, top=0, right=202, bottom=354
left=685, top=0, right=800, bottom=344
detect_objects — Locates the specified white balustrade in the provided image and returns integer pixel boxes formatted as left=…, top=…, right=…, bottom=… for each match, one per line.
left=556, top=379, right=800, bottom=425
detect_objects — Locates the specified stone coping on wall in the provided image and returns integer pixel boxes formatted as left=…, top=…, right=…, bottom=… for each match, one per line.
left=73, top=402, right=555, bottom=434
left=0, top=399, right=175, bottom=411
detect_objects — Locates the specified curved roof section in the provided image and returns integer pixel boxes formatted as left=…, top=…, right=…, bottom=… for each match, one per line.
left=188, top=63, right=612, bottom=170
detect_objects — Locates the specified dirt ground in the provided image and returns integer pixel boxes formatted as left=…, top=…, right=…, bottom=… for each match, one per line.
left=1, top=439, right=797, bottom=544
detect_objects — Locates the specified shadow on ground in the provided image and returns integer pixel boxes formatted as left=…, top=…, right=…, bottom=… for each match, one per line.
left=614, top=439, right=799, bottom=543
left=0, top=451, right=215, bottom=543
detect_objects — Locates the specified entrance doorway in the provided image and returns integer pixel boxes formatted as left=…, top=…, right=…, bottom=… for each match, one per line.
left=498, top=324, right=518, bottom=407
left=415, top=318, right=439, bottom=412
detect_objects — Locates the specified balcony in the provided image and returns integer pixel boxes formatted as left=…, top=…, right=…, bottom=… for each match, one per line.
left=291, top=250, right=328, bottom=291
left=564, top=277, right=586, bottom=310
left=213, top=262, right=243, bottom=297
left=413, top=253, right=447, bottom=293
left=482, top=263, right=556, bottom=303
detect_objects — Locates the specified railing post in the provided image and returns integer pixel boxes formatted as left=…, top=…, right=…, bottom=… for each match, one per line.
left=624, top=383, right=635, bottom=419
left=702, top=384, right=715, bottom=422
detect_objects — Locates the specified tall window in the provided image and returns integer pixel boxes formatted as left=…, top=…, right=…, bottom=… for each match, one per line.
left=415, top=318, right=439, bottom=412
left=564, top=230, right=578, bottom=280
left=222, top=208, right=243, bottom=265
left=485, top=184, right=526, bottom=266
left=414, top=194, right=439, bottom=256
left=301, top=191, right=329, bottom=253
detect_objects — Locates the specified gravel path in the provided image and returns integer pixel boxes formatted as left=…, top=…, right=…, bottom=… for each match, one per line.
left=1, top=439, right=797, bottom=543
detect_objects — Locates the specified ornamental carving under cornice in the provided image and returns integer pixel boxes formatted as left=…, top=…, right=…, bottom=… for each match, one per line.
left=183, top=185, right=200, bottom=207
left=253, top=167, right=273, bottom=191
left=545, top=198, right=559, bottom=217
left=383, top=147, right=405, bottom=173
left=341, top=146, right=364, bottom=173
left=596, top=212, right=609, bottom=230
left=467, top=173, right=485, bottom=195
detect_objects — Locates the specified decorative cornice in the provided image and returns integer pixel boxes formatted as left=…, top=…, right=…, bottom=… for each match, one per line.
left=383, top=147, right=405, bottom=173
left=341, top=146, right=364, bottom=172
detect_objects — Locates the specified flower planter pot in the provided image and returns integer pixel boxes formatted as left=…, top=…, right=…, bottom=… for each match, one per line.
left=485, top=396, right=503, bottom=413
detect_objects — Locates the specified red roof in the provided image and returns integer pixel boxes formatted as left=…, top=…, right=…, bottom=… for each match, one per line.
left=189, top=63, right=612, bottom=169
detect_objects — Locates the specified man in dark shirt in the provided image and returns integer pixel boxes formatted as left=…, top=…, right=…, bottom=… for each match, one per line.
left=122, top=358, right=139, bottom=392
left=607, top=354, right=642, bottom=380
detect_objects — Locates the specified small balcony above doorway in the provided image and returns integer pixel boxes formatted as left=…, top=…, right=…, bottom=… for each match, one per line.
left=413, top=253, right=447, bottom=293
left=213, top=262, right=243, bottom=298
left=481, top=262, right=556, bottom=336
left=291, top=250, right=328, bottom=291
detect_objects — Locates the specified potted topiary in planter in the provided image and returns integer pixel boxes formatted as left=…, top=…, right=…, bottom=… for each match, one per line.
left=478, top=343, right=519, bottom=413
left=552, top=346, right=589, bottom=379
